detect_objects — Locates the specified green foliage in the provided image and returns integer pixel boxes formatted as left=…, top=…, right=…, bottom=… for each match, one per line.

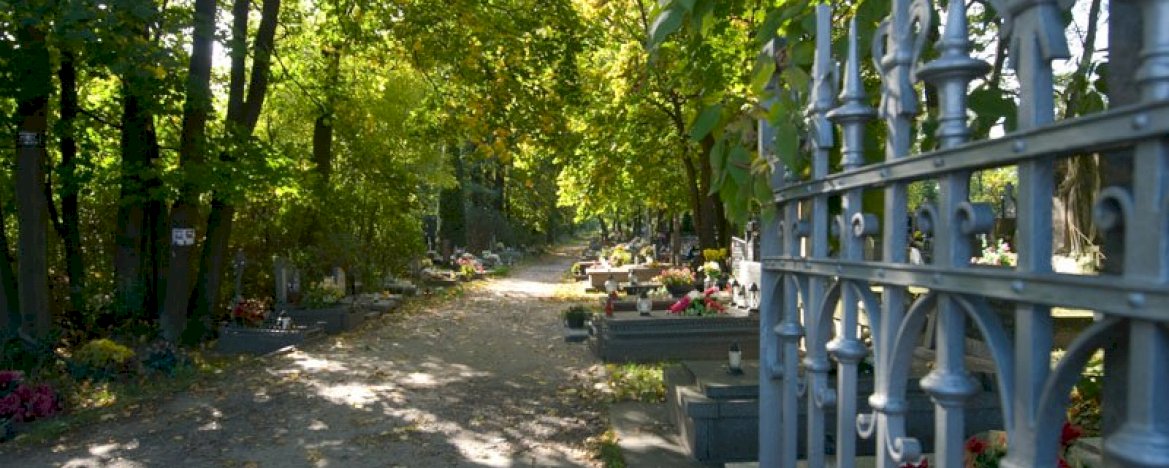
left=301, top=282, right=344, bottom=309
left=0, top=337, right=58, bottom=375
left=605, top=363, right=666, bottom=403
left=563, top=305, right=591, bottom=323
left=137, top=341, right=189, bottom=377
left=69, top=339, right=135, bottom=381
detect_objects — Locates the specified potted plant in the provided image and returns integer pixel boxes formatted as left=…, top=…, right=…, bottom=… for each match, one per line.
left=564, top=305, right=591, bottom=329
left=656, top=267, right=697, bottom=298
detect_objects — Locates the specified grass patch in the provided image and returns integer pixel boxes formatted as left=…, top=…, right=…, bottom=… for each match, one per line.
left=588, top=428, right=626, bottom=468
left=605, top=362, right=667, bottom=403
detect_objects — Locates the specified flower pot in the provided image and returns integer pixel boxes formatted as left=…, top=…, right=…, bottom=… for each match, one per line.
left=565, top=315, right=588, bottom=329
left=667, top=284, right=694, bottom=298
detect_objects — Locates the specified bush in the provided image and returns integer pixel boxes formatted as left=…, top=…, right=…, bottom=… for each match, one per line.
left=0, top=336, right=57, bottom=375
left=302, top=282, right=345, bottom=308
left=70, top=339, right=136, bottom=381
left=138, top=340, right=189, bottom=377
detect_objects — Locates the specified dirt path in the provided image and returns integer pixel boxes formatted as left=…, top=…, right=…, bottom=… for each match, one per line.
left=2, top=245, right=606, bottom=467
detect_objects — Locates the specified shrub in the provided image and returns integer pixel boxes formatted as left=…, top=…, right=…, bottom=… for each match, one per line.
left=138, top=340, right=189, bottom=377
left=302, top=282, right=344, bottom=308
left=70, top=339, right=136, bottom=381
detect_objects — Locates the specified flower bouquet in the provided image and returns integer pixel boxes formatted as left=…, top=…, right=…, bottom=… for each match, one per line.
left=230, top=298, right=271, bottom=327
left=971, top=238, right=1017, bottom=267
left=656, top=267, right=697, bottom=297
left=668, top=287, right=727, bottom=316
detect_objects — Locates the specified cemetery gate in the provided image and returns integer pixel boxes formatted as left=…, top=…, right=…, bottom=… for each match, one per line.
left=756, top=0, right=1169, bottom=466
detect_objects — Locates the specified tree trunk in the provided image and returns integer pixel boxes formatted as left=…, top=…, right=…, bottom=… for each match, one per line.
left=114, top=4, right=164, bottom=326
left=0, top=209, right=19, bottom=334
left=161, top=0, right=218, bottom=342
left=188, top=0, right=280, bottom=337
left=13, top=22, right=53, bottom=338
left=57, top=52, right=87, bottom=316
left=115, top=89, right=162, bottom=324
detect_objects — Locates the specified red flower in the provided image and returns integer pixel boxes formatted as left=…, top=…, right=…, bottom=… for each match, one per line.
left=1058, top=457, right=1071, bottom=468
left=669, top=296, right=691, bottom=313
left=1060, top=421, right=1083, bottom=448
left=965, top=436, right=987, bottom=455
left=900, top=458, right=928, bottom=468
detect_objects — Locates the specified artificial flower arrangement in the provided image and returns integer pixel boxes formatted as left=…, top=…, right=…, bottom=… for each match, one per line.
left=655, top=267, right=695, bottom=287
left=963, top=421, right=1084, bottom=468
left=456, top=253, right=486, bottom=279
left=668, top=287, right=727, bottom=316
left=702, top=248, right=728, bottom=263
left=699, top=261, right=722, bottom=279
left=231, top=297, right=271, bottom=326
left=608, top=244, right=633, bottom=267
left=971, top=238, right=1017, bottom=267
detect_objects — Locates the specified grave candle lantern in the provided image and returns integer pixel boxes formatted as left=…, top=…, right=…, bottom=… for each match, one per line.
left=637, top=291, right=651, bottom=316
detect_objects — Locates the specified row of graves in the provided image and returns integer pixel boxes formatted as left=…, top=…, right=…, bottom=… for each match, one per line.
left=570, top=229, right=1005, bottom=465
left=215, top=248, right=524, bottom=355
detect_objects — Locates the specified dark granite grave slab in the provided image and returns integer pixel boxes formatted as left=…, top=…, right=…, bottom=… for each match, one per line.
left=588, top=312, right=759, bottom=363
left=666, top=360, right=1004, bottom=464
left=215, top=324, right=324, bottom=355
left=283, top=305, right=364, bottom=334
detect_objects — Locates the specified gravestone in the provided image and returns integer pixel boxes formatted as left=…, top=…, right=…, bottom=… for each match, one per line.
left=274, top=256, right=289, bottom=304
left=332, top=267, right=346, bottom=292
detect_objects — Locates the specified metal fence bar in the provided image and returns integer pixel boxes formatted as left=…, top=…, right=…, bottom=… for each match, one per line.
left=805, top=3, right=836, bottom=466
left=772, top=101, right=1169, bottom=202
left=757, top=36, right=785, bottom=468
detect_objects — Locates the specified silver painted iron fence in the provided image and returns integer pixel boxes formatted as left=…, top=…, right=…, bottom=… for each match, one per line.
left=756, top=0, right=1169, bottom=466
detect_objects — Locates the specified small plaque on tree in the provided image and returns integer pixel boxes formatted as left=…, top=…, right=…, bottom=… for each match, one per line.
left=171, top=228, right=196, bottom=246
left=17, top=131, right=41, bottom=148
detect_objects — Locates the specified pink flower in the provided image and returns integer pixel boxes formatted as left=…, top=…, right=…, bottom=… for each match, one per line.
left=703, top=286, right=719, bottom=296
left=0, top=370, right=22, bottom=389
left=669, top=296, right=691, bottom=313
left=0, top=393, right=21, bottom=420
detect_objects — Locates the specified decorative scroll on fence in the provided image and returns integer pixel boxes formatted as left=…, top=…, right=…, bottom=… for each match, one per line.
left=757, top=0, right=1169, bottom=467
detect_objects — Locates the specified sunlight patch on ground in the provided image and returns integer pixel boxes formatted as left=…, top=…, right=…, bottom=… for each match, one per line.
left=286, top=352, right=351, bottom=372
left=483, top=278, right=558, bottom=298
left=88, top=439, right=139, bottom=456
left=315, top=382, right=386, bottom=407
left=448, top=431, right=514, bottom=467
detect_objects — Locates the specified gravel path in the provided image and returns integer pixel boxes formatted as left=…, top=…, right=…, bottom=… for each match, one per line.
left=1, top=245, right=606, bottom=467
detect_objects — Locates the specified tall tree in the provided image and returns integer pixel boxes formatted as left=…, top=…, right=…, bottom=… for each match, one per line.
left=12, top=8, right=54, bottom=338
left=187, top=0, right=282, bottom=340
left=160, top=0, right=218, bottom=342
left=52, top=51, right=87, bottom=316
